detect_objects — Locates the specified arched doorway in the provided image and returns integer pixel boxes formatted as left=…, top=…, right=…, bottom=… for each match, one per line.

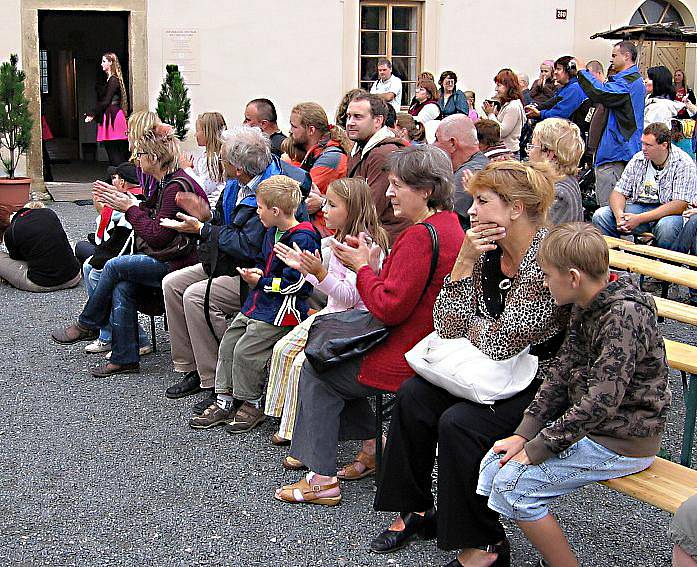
left=631, top=0, right=689, bottom=75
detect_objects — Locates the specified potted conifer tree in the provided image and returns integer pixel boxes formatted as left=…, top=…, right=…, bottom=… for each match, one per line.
left=0, top=54, right=33, bottom=210
left=156, top=64, right=191, bottom=140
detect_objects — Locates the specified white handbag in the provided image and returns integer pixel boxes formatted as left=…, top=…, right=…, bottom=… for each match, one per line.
left=404, top=331, right=538, bottom=405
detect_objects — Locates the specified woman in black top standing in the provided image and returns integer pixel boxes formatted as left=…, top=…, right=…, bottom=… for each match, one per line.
left=85, top=52, right=129, bottom=166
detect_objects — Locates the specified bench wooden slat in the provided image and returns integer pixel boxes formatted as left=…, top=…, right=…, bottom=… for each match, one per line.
left=601, top=457, right=697, bottom=513
left=604, top=236, right=632, bottom=249
left=609, top=249, right=697, bottom=289
left=654, top=297, right=697, bottom=326
left=628, top=245, right=697, bottom=269
left=665, top=340, right=697, bottom=375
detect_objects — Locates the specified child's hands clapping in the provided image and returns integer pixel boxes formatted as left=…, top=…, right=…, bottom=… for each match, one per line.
left=236, top=267, right=263, bottom=287
left=274, top=242, right=327, bottom=281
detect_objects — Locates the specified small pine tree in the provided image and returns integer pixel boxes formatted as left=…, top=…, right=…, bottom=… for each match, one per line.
left=0, top=54, right=32, bottom=178
left=156, top=64, right=191, bottom=140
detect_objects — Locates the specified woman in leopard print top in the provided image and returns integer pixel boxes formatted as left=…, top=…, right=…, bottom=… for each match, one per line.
left=372, top=161, right=570, bottom=566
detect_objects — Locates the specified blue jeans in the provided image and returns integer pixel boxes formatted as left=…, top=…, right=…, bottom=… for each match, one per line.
left=78, top=254, right=169, bottom=364
left=670, top=215, right=697, bottom=301
left=476, top=436, right=654, bottom=522
left=592, top=203, right=684, bottom=249
left=83, top=260, right=150, bottom=346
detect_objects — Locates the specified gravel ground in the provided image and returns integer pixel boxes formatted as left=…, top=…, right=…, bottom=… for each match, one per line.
left=1, top=201, right=695, bottom=566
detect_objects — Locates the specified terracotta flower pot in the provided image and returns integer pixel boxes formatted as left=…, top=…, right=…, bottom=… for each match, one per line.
left=0, top=177, right=31, bottom=211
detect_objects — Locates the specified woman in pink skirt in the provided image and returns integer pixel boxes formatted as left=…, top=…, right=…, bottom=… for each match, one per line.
left=85, top=52, right=129, bottom=166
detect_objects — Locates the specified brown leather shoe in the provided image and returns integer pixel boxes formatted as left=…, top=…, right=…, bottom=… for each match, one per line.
left=337, top=450, right=376, bottom=480
left=271, top=433, right=290, bottom=446
left=52, top=323, right=98, bottom=345
left=225, top=402, right=266, bottom=434
left=91, top=362, right=140, bottom=377
left=282, top=456, right=308, bottom=471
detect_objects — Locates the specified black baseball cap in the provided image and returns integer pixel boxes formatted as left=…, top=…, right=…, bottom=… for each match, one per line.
left=107, top=162, right=139, bottom=186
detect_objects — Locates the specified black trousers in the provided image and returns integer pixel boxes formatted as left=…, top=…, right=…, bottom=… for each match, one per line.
left=373, top=375, right=538, bottom=551
left=103, top=140, right=129, bottom=167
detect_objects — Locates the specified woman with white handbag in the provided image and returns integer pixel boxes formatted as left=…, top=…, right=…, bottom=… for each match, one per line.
left=371, top=161, right=570, bottom=567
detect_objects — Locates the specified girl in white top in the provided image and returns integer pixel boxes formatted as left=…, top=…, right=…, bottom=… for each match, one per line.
left=264, top=178, right=389, bottom=449
left=182, top=112, right=227, bottom=208
left=483, top=69, right=526, bottom=155
left=644, top=65, right=684, bottom=129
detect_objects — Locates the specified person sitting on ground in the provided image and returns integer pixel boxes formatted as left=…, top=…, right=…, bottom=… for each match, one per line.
left=644, top=66, right=684, bottom=129
left=180, top=112, right=227, bottom=208
left=671, top=494, right=697, bottom=566
left=392, top=112, right=426, bottom=145
left=189, top=176, right=320, bottom=433
left=592, top=122, right=694, bottom=249
left=80, top=161, right=152, bottom=357
left=476, top=119, right=516, bottom=162
left=290, top=102, right=350, bottom=236
left=265, top=177, right=389, bottom=449
left=438, top=70, right=469, bottom=118
left=530, top=60, right=557, bottom=106
left=370, top=161, right=568, bottom=566
left=528, top=118, right=585, bottom=224
left=478, top=222, right=670, bottom=567
left=408, top=78, right=442, bottom=123
left=0, top=201, right=81, bottom=293
left=50, top=124, right=207, bottom=377
left=274, top=145, right=464, bottom=505
left=483, top=69, right=526, bottom=158
left=160, top=125, right=312, bottom=406
left=433, top=114, right=490, bottom=230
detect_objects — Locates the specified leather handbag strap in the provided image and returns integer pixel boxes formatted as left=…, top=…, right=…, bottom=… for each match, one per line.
left=203, top=226, right=222, bottom=344
left=419, top=221, right=439, bottom=300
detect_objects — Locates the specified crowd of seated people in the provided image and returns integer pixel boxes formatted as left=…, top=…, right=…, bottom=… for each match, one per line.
left=2, top=46, right=694, bottom=567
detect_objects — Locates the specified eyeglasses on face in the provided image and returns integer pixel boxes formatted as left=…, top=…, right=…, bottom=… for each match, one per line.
left=526, top=143, right=542, bottom=152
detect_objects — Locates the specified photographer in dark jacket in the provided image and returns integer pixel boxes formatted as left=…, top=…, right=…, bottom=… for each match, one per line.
left=161, top=125, right=311, bottom=411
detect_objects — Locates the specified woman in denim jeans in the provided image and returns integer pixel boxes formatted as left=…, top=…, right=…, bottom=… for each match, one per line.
left=670, top=202, right=697, bottom=305
left=52, top=124, right=207, bottom=377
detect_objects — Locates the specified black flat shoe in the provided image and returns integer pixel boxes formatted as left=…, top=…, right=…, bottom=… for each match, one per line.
left=165, top=370, right=202, bottom=399
left=191, top=389, right=216, bottom=415
left=443, top=539, right=510, bottom=567
left=370, top=507, right=437, bottom=553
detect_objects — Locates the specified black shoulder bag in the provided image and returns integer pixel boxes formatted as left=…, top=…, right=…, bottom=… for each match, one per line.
left=134, top=177, right=197, bottom=262
left=304, top=222, right=439, bottom=373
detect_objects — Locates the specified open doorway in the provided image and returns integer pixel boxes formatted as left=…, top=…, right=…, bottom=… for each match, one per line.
left=39, top=11, right=129, bottom=183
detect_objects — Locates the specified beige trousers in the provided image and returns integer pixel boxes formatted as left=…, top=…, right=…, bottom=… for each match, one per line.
left=162, top=263, right=240, bottom=389
left=0, top=251, right=81, bottom=292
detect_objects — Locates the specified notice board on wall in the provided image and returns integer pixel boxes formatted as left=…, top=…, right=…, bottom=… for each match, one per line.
left=163, top=29, right=201, bottom=85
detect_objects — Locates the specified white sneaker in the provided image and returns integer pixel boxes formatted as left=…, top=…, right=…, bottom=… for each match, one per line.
left=85, top=339, right=111, bottom=354
left=105, top=344, right=153, bottom=360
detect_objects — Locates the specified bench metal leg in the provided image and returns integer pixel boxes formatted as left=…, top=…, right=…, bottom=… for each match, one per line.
left=681, top=372, right=697, bottom=467
left=150, top=315, right=157, bottom=354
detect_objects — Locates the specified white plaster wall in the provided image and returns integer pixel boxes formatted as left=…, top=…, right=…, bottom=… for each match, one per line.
left=0, top=0, right=23, bottom=62
left=146, top=0, right=346, bottom=145
left=437, top=0, right=576, bottom=110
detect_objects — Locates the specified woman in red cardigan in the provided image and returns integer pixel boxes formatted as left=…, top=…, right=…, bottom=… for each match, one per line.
left=275, top=145, right=464, bottom=506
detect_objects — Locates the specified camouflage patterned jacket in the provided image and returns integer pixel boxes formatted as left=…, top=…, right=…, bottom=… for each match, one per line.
left=516, top=275, right=671, bottom=464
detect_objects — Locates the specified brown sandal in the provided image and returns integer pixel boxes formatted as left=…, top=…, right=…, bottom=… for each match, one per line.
left=275, top=477, right=342, bottom=506
left=271, top=433, right=290, bottom=446
left=282, top=456, right=308, bottom=471
left=337, top=450, right=376, bottom=480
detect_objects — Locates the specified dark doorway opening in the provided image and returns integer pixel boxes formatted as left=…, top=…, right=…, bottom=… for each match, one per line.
left=39, top=10, right=129, bottom=183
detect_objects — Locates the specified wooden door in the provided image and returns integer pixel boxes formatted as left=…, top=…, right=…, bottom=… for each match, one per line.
left=638, top=40, right=686, bottom=75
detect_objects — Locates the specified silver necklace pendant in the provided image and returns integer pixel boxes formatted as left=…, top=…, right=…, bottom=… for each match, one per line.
left=499, top=278, right=512, bottom=291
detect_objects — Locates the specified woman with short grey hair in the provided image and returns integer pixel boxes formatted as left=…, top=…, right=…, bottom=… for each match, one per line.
left=275, top=145, right=465, bottom=506
left=222, top=125, right=273, bottom=177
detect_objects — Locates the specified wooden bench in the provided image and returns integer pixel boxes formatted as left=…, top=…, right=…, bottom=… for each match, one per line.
left=603, top=236, right=697, bottom=269
left=608, top=249, right=697, bottom=290
left=654, top=297, right=697, bottom=326
left=601, top=457, right=697, bottom=513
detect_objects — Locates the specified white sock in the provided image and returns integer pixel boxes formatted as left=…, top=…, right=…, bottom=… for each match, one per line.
left=216, top=394, right=234, bottom=410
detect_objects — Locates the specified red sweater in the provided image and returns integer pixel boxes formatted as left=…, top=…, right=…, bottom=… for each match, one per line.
left=356, top=211, right=464, bottom=391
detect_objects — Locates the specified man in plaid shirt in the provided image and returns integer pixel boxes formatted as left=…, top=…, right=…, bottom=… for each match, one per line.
left=593, top=122, right=696, bottom=248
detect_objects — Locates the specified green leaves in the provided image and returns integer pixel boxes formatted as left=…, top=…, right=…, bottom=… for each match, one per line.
left=0, top=53, right=33, bottom=178
left=156, top=64, right=191, bottom=141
